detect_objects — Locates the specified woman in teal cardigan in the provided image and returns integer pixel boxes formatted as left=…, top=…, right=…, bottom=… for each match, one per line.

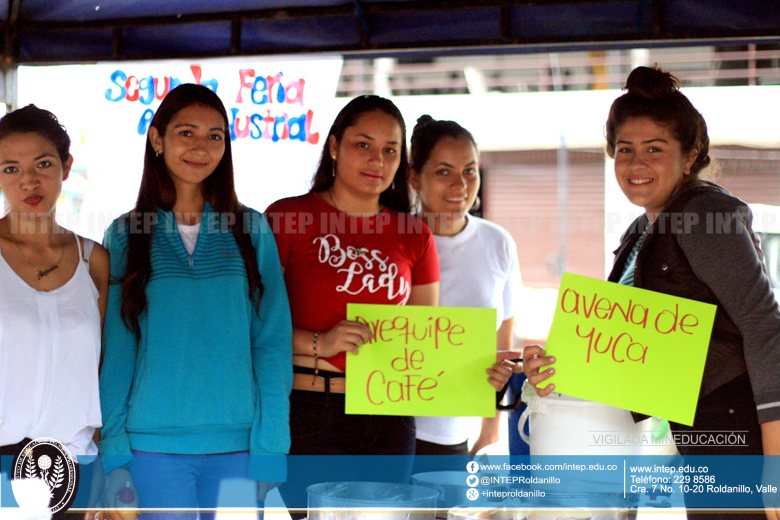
left=99, top=84, right=292, bottom=519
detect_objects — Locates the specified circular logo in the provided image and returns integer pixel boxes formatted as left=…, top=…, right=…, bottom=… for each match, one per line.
left=12, top=438, right=79, bottom=514
left=466, top=461, right=479, bottom=474
left=466, top=475, right=479, bottom=487
left=466, top=488, right=479, bottom=501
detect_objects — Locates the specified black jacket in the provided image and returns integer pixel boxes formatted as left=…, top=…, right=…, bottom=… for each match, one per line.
left=608, top=181, right=780, bottom=424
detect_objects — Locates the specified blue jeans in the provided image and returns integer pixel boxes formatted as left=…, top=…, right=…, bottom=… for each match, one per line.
left=130, top=450, right=262, bottom=520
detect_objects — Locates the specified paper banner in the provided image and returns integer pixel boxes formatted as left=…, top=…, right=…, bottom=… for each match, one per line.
left=345, top=303, right=497, bottom=417
left=543, top=273, right=716, bottom=426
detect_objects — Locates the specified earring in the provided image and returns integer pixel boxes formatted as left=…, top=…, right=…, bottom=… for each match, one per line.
left=155, top=150, right=161, bottom=158
left=391, top=181, right=395, bottom=190
left=331, top=158, right=336, bottom=178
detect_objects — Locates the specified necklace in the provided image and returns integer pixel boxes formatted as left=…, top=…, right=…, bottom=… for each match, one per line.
left=4, top=218, right=66, bottom=280
left=326, top=190, right=379, bottom=256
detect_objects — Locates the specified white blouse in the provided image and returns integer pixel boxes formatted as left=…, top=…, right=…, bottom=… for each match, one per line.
left=0, top=237, right=102, bottom=457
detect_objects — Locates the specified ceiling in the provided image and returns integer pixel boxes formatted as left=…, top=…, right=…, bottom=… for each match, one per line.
left=1, top=0, right=779, bottom=64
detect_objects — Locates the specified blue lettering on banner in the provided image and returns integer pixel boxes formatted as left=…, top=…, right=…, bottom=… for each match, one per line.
left=105, top=70, right=127, bottom=102
left=105, top=64, right=319, bottom=143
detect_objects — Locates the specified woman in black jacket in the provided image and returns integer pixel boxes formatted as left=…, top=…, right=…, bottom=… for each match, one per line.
left=524, top=66, right=780, bottom=520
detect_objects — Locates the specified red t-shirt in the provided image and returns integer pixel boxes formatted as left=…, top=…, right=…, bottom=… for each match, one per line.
left=265, top=192, right=440, bottom=371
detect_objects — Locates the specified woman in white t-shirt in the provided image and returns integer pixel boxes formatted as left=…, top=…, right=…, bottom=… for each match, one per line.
left=409, top=115, right=522, bottom=460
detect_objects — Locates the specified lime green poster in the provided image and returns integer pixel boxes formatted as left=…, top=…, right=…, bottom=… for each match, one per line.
left=345, top=303, right=497, bottom=417
left=543, top=273, right=716, bottom=426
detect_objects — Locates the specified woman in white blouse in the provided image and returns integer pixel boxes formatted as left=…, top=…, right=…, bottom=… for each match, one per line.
left=0, top=105, right=109, bottom=516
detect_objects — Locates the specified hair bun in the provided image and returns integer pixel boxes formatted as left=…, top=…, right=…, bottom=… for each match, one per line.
left=414, top=115, right=435, bottom=132
left=624, top=66, right=680, bottom=100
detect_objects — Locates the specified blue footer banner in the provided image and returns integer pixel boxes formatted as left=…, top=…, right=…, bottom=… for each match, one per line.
left=2, top=454, right=779, bottom=513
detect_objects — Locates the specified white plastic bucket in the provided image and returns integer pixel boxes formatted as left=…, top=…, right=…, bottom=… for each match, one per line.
left=518, top=381, right=677, bottom=457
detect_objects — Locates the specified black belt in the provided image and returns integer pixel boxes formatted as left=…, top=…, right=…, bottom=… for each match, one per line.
left=293, top=364, right=346, bottom=380
left=293, top=365, right=346, bottom=402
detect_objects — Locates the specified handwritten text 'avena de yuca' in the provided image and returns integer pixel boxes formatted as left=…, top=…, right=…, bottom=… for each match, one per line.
left=560, top=288, right=700, bottom=364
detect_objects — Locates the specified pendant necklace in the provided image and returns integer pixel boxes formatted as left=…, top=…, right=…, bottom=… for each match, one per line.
left=326, top=190, right=379, bottom=257
left=5, top=218, right=65, bottom=280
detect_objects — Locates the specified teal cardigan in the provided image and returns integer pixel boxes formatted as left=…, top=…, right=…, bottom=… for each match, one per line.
left=99, top=203, right=292, bottom=482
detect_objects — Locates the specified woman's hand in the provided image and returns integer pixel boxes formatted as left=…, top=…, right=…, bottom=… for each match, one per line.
left=83, top=457, right=128, bottom=520
left=257, top=481, right=282, bottom=502
left=522, top=345, right=556, bottom=397
left=486, top=351, right=523, bottom=391
left=318, top=320, right=373, bottom=358
left=762, top=421, right=780, bottom=520
left=85, top=512, right=128, bottom=520
left=85, top=511, right=129, bottom=520
left=99, top=467, right=139, bottom=520
left=86, top=474, right=139, bottom=520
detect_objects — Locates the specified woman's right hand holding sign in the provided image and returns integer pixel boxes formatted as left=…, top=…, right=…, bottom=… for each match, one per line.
left=522, top=345, right=556, bottom=397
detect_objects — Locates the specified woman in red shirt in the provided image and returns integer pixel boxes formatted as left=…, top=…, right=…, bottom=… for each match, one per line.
left=266, top=95, right=439, bottom=516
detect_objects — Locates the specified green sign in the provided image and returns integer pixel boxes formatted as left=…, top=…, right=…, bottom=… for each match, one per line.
left=345, top=303, right=497, bottom=417
left=543, top=273, right=716, bottom=426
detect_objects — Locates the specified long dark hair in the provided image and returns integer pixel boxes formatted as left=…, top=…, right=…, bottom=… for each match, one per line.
left=310, top=95, right=411, bottom=213
left=121, top=83, right=263, bottom=337
left=605, top=66, right=711, bottom=180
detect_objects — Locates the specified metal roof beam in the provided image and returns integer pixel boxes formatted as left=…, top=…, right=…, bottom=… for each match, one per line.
left=12, top=0, right=780, bottom=64
left=18, top=0, right=635, bottom=32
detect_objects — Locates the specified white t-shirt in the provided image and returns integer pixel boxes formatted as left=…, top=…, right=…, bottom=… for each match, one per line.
left=415, top=215, right=522, bottom=446
left=178, top=222, right=200, bottom=256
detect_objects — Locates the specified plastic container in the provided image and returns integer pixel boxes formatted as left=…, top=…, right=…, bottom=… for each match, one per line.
left=117, top=482, right=139, bottom=520
left=411, top=471, right=509, bottom=517
left=307, top=481, right=439, bottom=520
left=518, top=381, right=676, bottom=457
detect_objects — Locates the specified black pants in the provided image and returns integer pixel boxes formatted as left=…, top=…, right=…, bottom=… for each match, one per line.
left=410, top=438, right=469, bottom=474
left=279, top=389, right=416, bottom=519
left=671, top=373, right=763, bottom=519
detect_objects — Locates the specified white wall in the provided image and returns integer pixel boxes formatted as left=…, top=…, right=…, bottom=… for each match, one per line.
left=389, top=86, right=780, bottom=280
